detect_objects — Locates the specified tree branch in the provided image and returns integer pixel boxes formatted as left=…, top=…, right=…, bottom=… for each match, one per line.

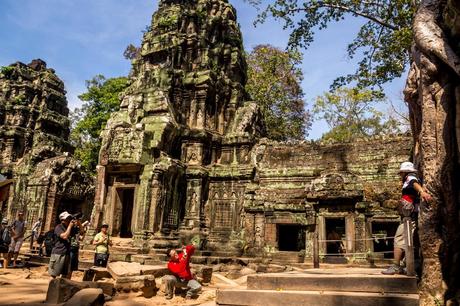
left=282, top=2, right=398, bottom=31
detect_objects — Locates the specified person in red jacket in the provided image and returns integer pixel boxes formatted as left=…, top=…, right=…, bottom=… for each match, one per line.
left=163, top=245, right=202, bottom=300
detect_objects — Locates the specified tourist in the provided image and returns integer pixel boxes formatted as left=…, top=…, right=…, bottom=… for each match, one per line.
left=93, top=223, right=111, bottom=267
left=68, top=215, right=85, bottom=279
left=6, top=211, right=27, bottom=268
left=0, top=218, right=10, bottom=268
left=382, top=161, right=432, bottom=275
left=30, top=217, right=42, bottom=250
left=48, top=211, right=75, bottom=278
left=163, top=245, right=202, bottom=300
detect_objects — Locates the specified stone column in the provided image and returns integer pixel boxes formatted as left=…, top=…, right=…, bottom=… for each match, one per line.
left=91, top=165, right=107, bottom=231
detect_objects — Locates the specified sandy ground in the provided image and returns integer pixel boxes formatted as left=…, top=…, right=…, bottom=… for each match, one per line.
left=0, top=265, right=243, bottom=306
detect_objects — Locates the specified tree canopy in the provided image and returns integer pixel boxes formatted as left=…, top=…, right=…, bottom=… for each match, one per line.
left=246, top=44, right=311, bottom=140
left=248, top=0, right=417, bottom=90
left=313, top=87, right=401, bottom=141
left=70, top=75, right=129, bottom=171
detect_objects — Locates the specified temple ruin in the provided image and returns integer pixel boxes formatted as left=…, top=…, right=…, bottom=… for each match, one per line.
left=0, top=59, right=94, bottom=232
left=91, top=0, right=412, bottom=262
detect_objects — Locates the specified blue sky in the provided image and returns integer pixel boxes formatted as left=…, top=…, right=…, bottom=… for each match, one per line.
left=0, top=0, right=407, bottom=139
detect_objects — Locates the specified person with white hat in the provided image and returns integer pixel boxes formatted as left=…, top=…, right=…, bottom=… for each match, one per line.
left=48, top=211, right=76, bottom=278
left=382, top=161, right=432, bottom=275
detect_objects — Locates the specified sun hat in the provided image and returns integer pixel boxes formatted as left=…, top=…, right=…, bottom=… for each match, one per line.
left=399, top=161, right=417, bottom=173
left=59, top=211, right=72, bottom=220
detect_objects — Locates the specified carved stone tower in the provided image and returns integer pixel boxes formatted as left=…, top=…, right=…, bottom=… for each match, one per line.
left=94, top=0, right=264, bottom=251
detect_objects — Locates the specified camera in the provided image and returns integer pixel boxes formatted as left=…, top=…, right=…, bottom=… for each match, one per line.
left=71, top=212, right=83, bottom=220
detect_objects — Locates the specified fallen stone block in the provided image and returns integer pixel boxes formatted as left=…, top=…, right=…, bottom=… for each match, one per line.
left=83, top=266, right=112, bottom=282
left=199, top=266, right=213, bottom=283
left=63, top=288, right=105, bottom=306
left=107, top=261, right=169, bottom=279
left=46, top=278, right=94, bottom=304
left=114, top=274, right=157, bottom=296
left=266, top=264, right=287, bottom=273
left=46, top=277, right=115, bottom=304
left=107, top=261, right=143, bottom=279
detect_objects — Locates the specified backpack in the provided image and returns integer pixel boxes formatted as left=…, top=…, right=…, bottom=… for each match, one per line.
left=1, top=227, right=11, bottom=246
left=44, top=230, right=57, bottom=256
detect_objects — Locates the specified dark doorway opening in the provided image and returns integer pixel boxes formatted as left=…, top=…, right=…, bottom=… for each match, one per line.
left=372, top=222, right=398, bottom=259
left=277, top=224, right=306, bottom=251
left=56, top=198, right=84, bottom=226
left=118, top=188, right=134, bottom=238
left=325, top=218, right=345, bottom=255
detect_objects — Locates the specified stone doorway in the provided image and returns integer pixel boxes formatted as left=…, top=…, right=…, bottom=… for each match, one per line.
left=325, top=218, right=345, bottom=256
left=277, top=224, right=306, bottom=251
left=117, top=188, right=134, bottom=238
left=372, top=221, right=399, bottom=259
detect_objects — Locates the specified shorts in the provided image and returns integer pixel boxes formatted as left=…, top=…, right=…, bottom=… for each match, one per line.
left=394, top=222, right=416, bottom=249
left=8, top=237, right=24, bottom=253
left=49, top=253, right=70, bottom=277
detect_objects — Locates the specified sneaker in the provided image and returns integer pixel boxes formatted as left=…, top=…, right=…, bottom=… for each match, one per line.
left=165, top=295, right=173, bottom=300
left=382, top=264, right=404, bottom=275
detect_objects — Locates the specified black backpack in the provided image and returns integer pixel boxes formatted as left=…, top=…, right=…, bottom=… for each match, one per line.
left=44, top=230, right=57, bottom=256
left=1, top=227, right=11, bottom=246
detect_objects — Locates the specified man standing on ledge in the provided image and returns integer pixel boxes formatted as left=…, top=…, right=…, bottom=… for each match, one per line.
left=382, top=161, right=432, bottom=275
left=163, top=245, right=202, bottom=300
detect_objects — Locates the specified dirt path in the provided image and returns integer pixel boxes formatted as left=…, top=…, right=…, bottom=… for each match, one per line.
left=0, top=266, right=243, bottom=306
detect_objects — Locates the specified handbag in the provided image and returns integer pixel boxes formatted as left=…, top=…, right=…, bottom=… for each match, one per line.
left=398, top=196, right=414, bottom=217
left=95, top=253, right=109, bottom=262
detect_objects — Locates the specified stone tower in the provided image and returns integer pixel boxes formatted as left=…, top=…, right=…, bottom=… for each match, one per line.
left=94, top=0, right=264, bottom=250
left=0, top=59, right=71, bottom=167
left=0, top=59, right=94, bottom=231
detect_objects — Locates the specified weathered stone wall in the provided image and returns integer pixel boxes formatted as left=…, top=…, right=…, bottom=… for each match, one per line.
left=0, top=59, right=94, bottom=232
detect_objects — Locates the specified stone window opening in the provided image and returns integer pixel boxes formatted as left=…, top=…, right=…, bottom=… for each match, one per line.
left=371, top=221, right=399, bottom=259
left=277, top=224, right=306, bottom=252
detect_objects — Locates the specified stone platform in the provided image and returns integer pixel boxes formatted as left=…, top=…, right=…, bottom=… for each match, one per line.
left=216, top=268, right=419, bottom=306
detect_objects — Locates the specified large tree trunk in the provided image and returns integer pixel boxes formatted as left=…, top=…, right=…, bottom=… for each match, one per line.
left=404, top=0, right=460, bottom=305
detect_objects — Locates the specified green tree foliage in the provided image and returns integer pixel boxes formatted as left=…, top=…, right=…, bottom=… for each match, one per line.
left=313, top=87, right=400, bottom=141
left=70, top=75, right=129, bottom=171
left=246, top=44, right=311, bottom=140
left=248, top=0, right=417, bottom=90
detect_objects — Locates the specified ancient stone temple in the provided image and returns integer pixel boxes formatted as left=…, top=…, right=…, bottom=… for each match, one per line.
left=0, top=59, right=94, bottom=231
left=94, top=0, right=412, bottom=261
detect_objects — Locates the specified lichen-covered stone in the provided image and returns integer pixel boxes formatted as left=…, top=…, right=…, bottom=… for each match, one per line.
left=0, top=59, right=94, bottom=231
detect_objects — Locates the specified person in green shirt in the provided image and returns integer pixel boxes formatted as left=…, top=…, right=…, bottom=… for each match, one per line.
left=92, top=224, right=111, bottom=267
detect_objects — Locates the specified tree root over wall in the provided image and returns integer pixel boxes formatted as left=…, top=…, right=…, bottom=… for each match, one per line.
left=404, top=0, right=460, bottom=305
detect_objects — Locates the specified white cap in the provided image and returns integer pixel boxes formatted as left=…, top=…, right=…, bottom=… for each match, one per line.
left=399, top=162, right=417, bottom=173
left=59, top=211, right=72, bottom=221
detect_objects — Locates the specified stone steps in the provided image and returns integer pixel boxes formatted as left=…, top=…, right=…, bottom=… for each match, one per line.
left=216, top=268, right=419, bottom=306
left=216, top=289, right=419, bottom=306
left=246, top=273, right=418, bottom=294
